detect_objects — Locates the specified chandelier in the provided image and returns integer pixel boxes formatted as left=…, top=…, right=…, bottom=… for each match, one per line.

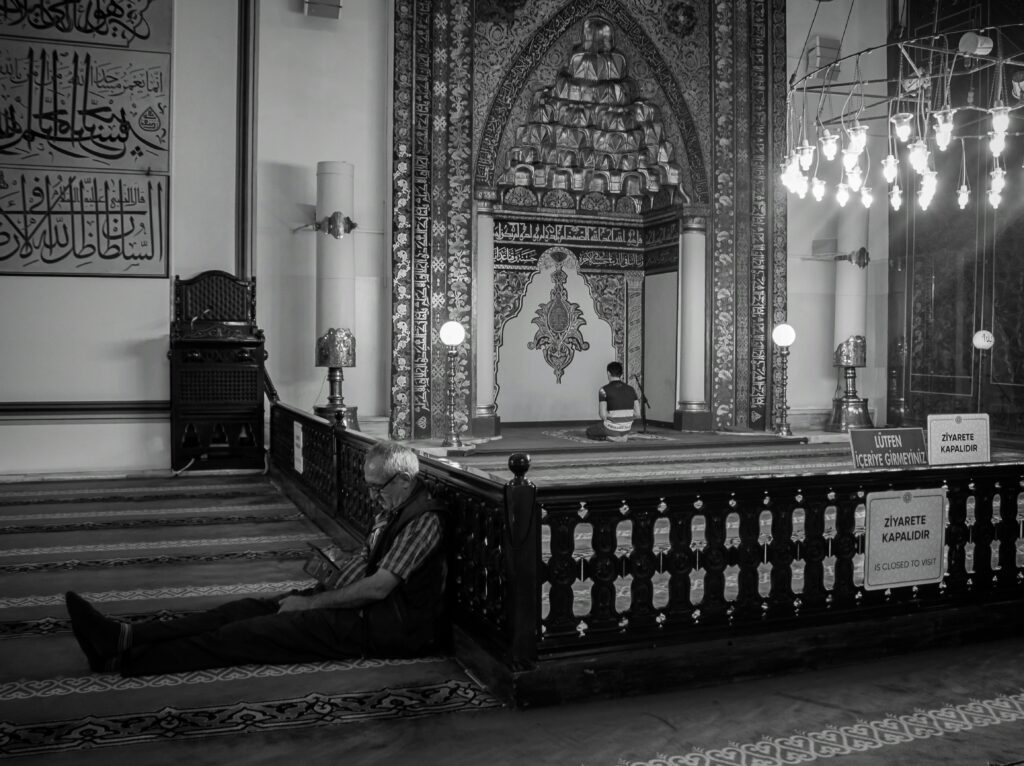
left=783, top=23, right=1024, bottom=211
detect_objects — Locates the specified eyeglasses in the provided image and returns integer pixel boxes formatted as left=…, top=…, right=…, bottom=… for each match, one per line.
left=365, top=473, right=399, bottom=498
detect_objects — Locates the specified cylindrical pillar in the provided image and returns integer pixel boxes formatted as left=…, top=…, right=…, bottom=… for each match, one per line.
left=314, top=161, right=358, bottom=426
left=674, top=215, right=710, bottom=430
left=834, top=206, right=869, bottom=351
left=826, top=204, right=872, bottom=431
left=315, top=161, right=356, bottom=336
left=471, top=200, right=499, bottom=437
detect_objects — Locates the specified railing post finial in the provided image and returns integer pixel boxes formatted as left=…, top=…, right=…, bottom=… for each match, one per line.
left=508, top=452, right=531, bottom=483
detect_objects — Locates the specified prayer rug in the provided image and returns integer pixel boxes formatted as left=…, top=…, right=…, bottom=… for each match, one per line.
left=466, top=424, right=801, bottom=455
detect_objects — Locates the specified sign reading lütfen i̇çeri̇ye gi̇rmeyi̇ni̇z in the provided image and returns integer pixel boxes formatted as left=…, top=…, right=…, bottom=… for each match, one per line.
left=848, top=428, right=928, bottom=470
left=864, top=488, right=946, bottom=591
left=926, top=413, right=991, bottom=465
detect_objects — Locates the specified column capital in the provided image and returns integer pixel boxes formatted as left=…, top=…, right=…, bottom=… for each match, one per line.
left=475, top=199, right=495, bottom=215
left=681, top=215, right=707, bottom=233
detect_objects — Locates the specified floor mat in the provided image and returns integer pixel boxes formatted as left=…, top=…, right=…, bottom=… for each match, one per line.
left=0, top=474, right=500, bottom=761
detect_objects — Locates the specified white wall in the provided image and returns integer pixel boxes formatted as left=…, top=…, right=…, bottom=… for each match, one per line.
left=785, top=0, right=889, bottom=424
left=496, top=259, right=616, bottom=423
left=643, top=272, right=678, bottom=424
left=0, top=0, right=239, bottom=474
left=0, top=0, right=392, bottom=476
left=254, top=0, right=390, bottom=421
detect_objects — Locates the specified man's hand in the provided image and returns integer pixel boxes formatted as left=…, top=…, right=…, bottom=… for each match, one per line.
left=277, top=594, right=314, bottom=613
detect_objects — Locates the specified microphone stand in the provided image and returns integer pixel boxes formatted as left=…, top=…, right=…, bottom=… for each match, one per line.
left=633, top=374, right=651, bottom=434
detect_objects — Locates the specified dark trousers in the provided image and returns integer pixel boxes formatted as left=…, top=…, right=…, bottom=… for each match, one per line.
left=585, top=422, right=632, bottom=440
left=121, top=597, right=364, bottom=677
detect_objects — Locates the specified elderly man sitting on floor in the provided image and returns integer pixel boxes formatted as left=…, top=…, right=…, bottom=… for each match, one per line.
left=65, top=441, right=446, bottom=676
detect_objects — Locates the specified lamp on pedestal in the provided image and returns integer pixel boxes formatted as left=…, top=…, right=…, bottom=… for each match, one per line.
left=772, top=323, right=796, bottom=437
left=826, top=335, right=873, bottom=432
left=973, top=329, right=995, bottom=413
left=439, top=320, right=466, bottom=448
left=314, top=327, right=359, bottom=430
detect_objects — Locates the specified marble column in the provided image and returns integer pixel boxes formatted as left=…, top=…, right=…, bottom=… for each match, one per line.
left=674, top=215, right=712, bottom=430
left=471, top=200, right=499, bottom=437
left=826, top=204, right=872, bottom=430
left=314, top=161, right=358, bottom=424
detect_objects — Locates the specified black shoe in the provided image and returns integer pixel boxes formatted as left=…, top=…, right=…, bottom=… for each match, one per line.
left=65, top=591, right=129, bottom=672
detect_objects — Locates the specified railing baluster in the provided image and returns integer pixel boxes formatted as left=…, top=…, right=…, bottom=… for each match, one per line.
left=832, top=490, right=859, bottom=607
left=700, top=499, right=729, bottom=623
left=734, top=497, right=763, bottom=621
left=584, top=506, right=620, bottom=635
left=996, top=481, right=1020, bottom=589
left=628, top=502, right=658, bottom=630
left=972, top=480, right=996, bottom=591
left=945, top=480, right=970, bottom=593
left=666, top=502, right=696, bottom=625
left=801, top=497, right=828, bottom=610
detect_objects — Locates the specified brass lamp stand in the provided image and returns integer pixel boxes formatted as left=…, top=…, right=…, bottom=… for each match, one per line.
left=772, top=323, right=796, bottom=437
left=439, top=320, right=466, bottom=449
left=314, top=327, right=360, bottom=430
left=825, top=335, right=873, bottom=432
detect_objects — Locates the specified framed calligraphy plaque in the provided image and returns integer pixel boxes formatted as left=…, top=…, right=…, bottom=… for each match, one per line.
left=0, top=0, right=171, bottom=277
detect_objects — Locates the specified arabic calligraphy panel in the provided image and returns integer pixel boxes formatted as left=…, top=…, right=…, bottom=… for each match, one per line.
left=0, top=169, right=168, bottom=276
left=0, top=40, right=170, bottom=172
left=0, top=0, right=172, bottom=50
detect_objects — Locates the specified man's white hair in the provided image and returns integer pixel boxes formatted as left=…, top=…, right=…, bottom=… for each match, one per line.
left=365, top=441, right=420, bottom=478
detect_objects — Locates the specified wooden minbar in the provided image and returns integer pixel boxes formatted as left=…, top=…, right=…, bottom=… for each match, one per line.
left=169, top=270, right=267, bottom=471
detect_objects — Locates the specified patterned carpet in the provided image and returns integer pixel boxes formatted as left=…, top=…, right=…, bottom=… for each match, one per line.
left=0, top=474, right=500, bottom=761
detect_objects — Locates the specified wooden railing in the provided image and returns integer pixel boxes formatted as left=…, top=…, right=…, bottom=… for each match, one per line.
left=269, top=402, right=1024, bottom=702
left=270, top=403, right=534, bottom=663
left=269, top=404, right=336, bottom=516
left=533, top=466, right=1024, bottom=654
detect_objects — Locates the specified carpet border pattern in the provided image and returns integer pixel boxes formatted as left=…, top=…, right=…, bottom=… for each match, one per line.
left=0, top=680, right=501, bottom=757
left=0, top=657, right=449, bottom=700
left=1, top=580, right=316, bottom=609
left=628, top=689, right=1024, bottom=766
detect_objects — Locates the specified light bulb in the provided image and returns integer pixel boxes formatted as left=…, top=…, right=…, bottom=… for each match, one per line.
left=860, top=187, right=873, bottom=208
left=797, top=141, right=815, bottom=171
left=991, top=104, right=1010, bottom=134
left=794, top=173, right=809, bottom=198
left=957, top=184, right=970, bottom=209
left=847, top=123, right=868, bottom=155
left=990, top=167, right=1006, bottom=194
left=921, top=169, right=937, bottom=195
left=988, top=189, right=1002, bottom=209
left=990, top=132, right=1006, bottom=157
left=890, top=185, right=902, bottom=211
left=881, top=154, right=899, bottom=184
left=848, top=167, right=863, bottom=192
left=836, top=183, right=850, bottom=207
left=908, top=140, right=929, bottom=174
left=891, top=112, right=914, bottom=142
left=842, top=148, right=860, bottom=172
left=918, top=188, right=932, bottom=211
left=811, top=176, right=826, bottom=201
left=820, top=130, right=839, bottom=161
left=933, top=108, right=955, bottom=151
left=779, top=161, right=793, bottom=191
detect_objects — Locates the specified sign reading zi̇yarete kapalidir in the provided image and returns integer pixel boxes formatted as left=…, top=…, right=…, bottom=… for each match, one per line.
left=864, top=488, right=946, bottom=591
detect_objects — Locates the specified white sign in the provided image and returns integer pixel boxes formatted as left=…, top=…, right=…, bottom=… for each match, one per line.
left=927, top=413, right=990, bottom=465
left=864, top=488, right=945, bottom=591
left=293, top=422, right=304, bottom=474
